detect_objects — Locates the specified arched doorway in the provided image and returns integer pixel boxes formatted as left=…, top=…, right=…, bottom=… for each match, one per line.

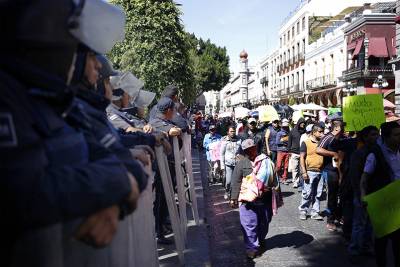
left=329, top=91, right=338, bottom=107
left=320, top=94, right=328, bottom=107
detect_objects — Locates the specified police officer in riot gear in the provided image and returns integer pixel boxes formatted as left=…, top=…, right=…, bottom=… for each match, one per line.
left=0, top=0, right=140, bottom=265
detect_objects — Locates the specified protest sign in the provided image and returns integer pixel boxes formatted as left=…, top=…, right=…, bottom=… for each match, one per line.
left=343, top=94, right=385, bottom=131
left=257, top=105, right=280, bottom=122
left=328, top=107, right=341, bottom=115
left=363, top=179, right=400, bottom=238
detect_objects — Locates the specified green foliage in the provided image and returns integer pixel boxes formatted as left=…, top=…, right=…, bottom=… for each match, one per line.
left=288, top=96, right=296, bottom=106
left=109, top=0, right=230, bottom=104
left=109, top=0, right=194, bottom=103
left=187, top=33, right=230, bottom=96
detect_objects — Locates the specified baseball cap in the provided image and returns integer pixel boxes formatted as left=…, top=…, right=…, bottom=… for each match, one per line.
left=209, top=125, right=216, bottom=131
left=306, top=124, right=313, bottom=133
left=248, top=118, right=257, bottom=124
left=241, top=139, right=256, bottom=150
left=282, top=118, right=289, bottom=127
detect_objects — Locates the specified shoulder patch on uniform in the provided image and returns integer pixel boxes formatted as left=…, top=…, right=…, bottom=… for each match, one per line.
left=0, top=112, right=17, bottom=147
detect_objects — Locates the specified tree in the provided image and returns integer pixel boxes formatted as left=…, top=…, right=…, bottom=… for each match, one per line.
left=187, top=34, right=230, bottom=97
left=109, top=0, right=195, bottom=103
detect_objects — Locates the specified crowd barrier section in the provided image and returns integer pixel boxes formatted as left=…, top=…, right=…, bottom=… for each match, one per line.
left=11, top=173, right=158, bottom=267
left=155, top=146, right=185, bottom=265
left=173, top=137, right=188, bottom=244
left=182, top=133, right=200, bottom=225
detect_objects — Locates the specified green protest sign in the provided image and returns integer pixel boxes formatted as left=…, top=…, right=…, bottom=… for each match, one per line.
left=363, top=179, right=400, bottom=238
left=328, top=107, right=341, bottom=115
left=343, top=94, right=385, bottom=131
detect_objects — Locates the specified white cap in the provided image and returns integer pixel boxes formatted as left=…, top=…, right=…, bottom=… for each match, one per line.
left=248, top=118, right=257, bottom=124
left=282, top=118, right=289, bottom=127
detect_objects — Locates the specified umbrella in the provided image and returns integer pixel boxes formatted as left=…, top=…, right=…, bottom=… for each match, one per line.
left=384, top=99, right=396, bottom=109
left=249, top=110, right=259, bottom=117
left=218, top=111, right=232, bottom=118
left=234, top=107, right=250, bottom=119
left=293, top=103, right=328, bottom=111
left=257, top=105, right=280, bottom=122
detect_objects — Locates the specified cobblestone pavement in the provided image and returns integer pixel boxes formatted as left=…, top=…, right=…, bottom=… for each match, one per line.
left=202, top=153, right=379, bottom=267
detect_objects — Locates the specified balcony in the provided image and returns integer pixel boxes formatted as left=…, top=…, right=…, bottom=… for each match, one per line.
left=298, top=53, right=305, bottom=61
left=306, top=75, right=337, bottom=91
left=260, top=76, right=268, bottom=85
left=342, top=66, right=394, bottom=82
left=293, top=84, right=300, bottom=92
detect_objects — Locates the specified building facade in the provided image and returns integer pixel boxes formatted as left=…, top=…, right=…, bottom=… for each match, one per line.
left=390, top=0, right=400, bottom=114
left=304, top=22, right=347, bottom=107
left=342, top=3, right=396, bottom=99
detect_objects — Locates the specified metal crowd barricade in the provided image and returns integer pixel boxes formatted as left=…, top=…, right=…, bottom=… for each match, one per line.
left=172, top=136, right=188, bottom=244
left=155, top=146, right=185, bottom=265
left=182, top=133, right=200, bottom=225
left=11, top=175, right=159, bottom=267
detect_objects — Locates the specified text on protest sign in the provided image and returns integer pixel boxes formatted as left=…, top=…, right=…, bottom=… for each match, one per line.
left=343, top=94, right=385, bottom=131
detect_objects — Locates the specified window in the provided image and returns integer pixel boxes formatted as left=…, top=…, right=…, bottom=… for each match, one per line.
left=283, top=34, right=286, bottom=45
left=302, top=17, right=306, bottom=31
left=242, top=76, right=247, bottom=85
left=280, top=37, right=282, bottom=48
left=297, top=22, right=300, bottom=34
left=292, top=26, right=295, bottom=38
left=288, top=30, right=290, bottom=41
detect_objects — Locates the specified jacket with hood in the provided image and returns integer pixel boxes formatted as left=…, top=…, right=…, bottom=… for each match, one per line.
left=288, top=118, right=306, bottom=154
left=220, top=135, right=241, bottom=168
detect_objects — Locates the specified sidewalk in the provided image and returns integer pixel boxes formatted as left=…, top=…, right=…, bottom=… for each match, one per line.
left=158, top=148, right=211, bottom=267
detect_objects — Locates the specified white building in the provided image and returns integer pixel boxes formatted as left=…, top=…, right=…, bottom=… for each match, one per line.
left=277, top=0, right=385, bottom=103
left=258, top=49, right=281, bottom=104
left=304, top=23, right=347, bottom=107
left=201, top=91, right=221, bottom=115
left=220, top=51, right=257, bottom=110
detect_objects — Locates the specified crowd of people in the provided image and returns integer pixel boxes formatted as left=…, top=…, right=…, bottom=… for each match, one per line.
left=1, top=1, right=195, bottom=265
left=199, top=111, right=399, bottom=266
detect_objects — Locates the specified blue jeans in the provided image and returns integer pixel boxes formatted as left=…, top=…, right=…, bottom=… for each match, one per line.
left=224, top=165, right=235, bottom=193
left=348, top=197, right=373, bottom=256
left=239, top=201, right=270, bottom=251
left=299, top=171, right=323, bottom=215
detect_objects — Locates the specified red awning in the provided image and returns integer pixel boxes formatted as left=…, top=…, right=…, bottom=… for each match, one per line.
left=352, top=38, right=364, bottom=59
left=347, top=41, right=357, bottom=50
left=368, top=37, right=389, bottom=58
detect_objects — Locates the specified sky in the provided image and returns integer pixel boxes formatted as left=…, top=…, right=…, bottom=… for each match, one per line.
left=179, top=0, right=300, bottom=73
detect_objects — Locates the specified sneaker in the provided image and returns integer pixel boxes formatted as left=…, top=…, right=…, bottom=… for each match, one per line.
left=299, top=213, right=307, bottom=220
left=246, top=250, right=257, bottom=259
left=293, top=183, right=299, bottom=188
left=311, top=214, right=324, bottom=221
left=326, top=223, right=337, bottom=231
left=224, top=193, right=229, bottom=200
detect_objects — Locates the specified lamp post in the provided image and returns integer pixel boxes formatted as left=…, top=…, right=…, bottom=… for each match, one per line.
left=342, top=83, right=357, bottom=97
left=372, top=75, right=389, bottom=93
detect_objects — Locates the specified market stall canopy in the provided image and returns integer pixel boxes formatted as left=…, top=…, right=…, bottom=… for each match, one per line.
left=257, top=105, right=280, bottom=122
left=218, top=111, right=232, bottom=118
left=234, top=107, right=250, bottom=119
left=292, top=103, right=328, bottom=111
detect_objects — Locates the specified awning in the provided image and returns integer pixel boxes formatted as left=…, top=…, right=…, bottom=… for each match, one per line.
left=368, top=37, right=389, bottom=58
left=352, top=38, right=364, bottom=59
left=348, top=41, right=357, bottom=50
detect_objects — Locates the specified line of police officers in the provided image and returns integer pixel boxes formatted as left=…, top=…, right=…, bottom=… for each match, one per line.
left=0, top=0, right=190, bottom=266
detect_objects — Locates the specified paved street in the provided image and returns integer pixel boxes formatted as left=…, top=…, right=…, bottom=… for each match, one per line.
left=201, top=152, right=378, bottom=267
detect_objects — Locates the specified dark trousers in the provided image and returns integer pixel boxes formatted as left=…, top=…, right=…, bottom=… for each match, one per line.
left=153, top=172, right=169, bottom=237
left=323, top=169, right=340, bottom=224
left=375, top=229, right=400, bottom=267
left=270, top=151, right=277, bottom=165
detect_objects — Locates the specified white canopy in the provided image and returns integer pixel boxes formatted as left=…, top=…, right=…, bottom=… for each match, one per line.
left=291, top=103, right=328, bottom=111
left=218, top=112, right=232, bottom=118
left=234, top=107, right=250, bottom=119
